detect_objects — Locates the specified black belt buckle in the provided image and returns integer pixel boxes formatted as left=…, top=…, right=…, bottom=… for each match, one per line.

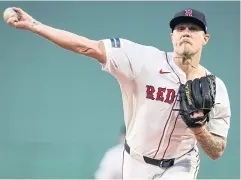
left=159, top=159, right=174, bottom=168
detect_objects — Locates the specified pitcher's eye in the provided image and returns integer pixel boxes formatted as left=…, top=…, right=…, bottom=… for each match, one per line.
left=189, top=26, right=199, bottom=31
left=176, top=26, right=186, bottom=31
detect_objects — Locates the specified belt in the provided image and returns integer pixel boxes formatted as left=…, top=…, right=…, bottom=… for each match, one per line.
left=124, top=140, right=175, bottom=168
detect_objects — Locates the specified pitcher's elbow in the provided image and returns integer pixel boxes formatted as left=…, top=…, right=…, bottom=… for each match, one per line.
left=210, top=151, right=224, bottom=160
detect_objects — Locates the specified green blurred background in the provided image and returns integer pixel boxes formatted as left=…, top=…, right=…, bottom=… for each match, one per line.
left=0, top=1, right=239, bottom=179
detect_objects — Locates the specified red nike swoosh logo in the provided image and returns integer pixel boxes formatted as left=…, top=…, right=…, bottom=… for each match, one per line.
left=159, top=69, right=170, bottom=74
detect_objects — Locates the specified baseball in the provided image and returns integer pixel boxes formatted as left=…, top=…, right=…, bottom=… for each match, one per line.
left=3, top=7, right=18, bottom=22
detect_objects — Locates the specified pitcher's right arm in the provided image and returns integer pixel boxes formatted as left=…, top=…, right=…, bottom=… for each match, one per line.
left=6, top=7, right=155, bottom=80
left=6, top=7, right=107, bottom=64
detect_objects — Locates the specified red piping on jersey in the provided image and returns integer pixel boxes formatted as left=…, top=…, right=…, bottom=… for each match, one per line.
left=152, top=52, right=182, bottom=159
left=161, top=111, right=180, bottom=159
left=152, top=96, right=178, bottom=158
left=193, top=148, right=200, bottom=179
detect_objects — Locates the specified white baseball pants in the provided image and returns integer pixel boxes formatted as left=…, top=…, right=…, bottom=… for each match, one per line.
left=122, top=147, right=200, bottom=180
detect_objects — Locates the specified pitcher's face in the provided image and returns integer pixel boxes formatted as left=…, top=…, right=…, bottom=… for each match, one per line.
left=171, top=23, right=210, bottom=57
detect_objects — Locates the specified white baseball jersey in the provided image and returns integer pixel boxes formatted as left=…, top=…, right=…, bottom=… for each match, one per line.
left=100, top=38, right=231, bottom=160
left=95, top=143, right=124, bottom=179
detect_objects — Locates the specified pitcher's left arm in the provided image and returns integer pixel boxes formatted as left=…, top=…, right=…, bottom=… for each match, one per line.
left=192, top=126, right=227, bottom=160
left=191, top=77, right=231, bottom=160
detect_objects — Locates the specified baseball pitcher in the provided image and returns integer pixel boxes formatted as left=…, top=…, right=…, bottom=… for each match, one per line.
left=5, top=7, right=231, bottom=179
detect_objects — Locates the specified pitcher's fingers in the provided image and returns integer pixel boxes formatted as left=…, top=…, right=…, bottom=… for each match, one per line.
left=7, top=16, right=18, bottom=25
left=12, top=7, right=25, bottom=15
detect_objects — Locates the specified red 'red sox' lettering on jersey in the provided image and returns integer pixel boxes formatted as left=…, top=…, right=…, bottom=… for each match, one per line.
left=146, top=85, right=176, bottom=104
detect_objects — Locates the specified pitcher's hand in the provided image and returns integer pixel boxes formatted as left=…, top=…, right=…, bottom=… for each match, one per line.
left=6, top=7, right=39, bottom=31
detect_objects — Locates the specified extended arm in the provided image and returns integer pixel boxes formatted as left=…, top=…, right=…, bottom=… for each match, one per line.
left=6, top=7, right=106, bottom=63
left=6, top=7, right=150, bottom=82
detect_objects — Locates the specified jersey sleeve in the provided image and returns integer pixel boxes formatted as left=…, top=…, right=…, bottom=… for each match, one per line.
left=206, top=78, right=231, bottom=138
left=100, top=38, right=151, bottom=80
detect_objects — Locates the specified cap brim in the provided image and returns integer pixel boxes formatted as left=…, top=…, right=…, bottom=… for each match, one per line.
left=169, top=16, right=207, bottom=33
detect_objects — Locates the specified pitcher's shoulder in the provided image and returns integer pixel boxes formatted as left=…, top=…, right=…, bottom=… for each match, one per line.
left=215, top=76, right=228, bottom=93
left=142, top=46, right=172, bottom=60
left=203, top=68, right=227, bottom=89
left=208, top=72, right=229, bottom=95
